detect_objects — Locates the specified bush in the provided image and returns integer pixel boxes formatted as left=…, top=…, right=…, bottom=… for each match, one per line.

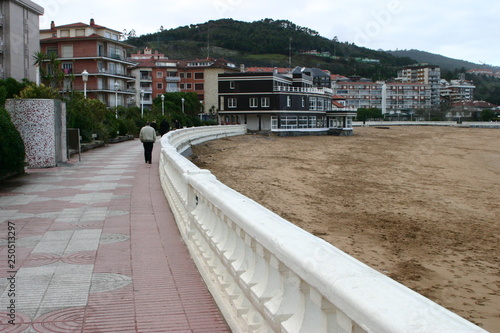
left=0, top=107, right=25, bottom=178
left=15, top=83, right=60, bottom=99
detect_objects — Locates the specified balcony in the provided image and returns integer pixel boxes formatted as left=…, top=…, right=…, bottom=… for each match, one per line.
left=274, top=86, right=333, bottom=95
left=166, top=76, right=181, bottom=82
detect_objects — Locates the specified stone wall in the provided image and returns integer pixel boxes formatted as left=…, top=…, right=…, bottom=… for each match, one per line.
left=5, top=99, right=67, bottom=168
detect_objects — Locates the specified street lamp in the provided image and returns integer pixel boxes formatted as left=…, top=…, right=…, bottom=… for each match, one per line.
left=82, top=69, right=89, bottom=98
left=114, top=81, right=120, bottom=118
left=161, top=94, right=165, bottom=116
left=140, top=89, right=145, bottom=118
left=181, top=97, right=185, bottom=113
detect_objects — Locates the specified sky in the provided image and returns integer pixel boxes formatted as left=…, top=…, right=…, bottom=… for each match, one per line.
left=37, top=0, right=500, bottom=67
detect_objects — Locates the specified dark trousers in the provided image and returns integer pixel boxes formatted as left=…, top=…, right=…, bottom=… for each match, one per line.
left=143, top=142, right=154, bottom=163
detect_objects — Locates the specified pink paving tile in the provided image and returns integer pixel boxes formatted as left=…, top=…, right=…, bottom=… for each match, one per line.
left=0, top=140, right=230, bottom=332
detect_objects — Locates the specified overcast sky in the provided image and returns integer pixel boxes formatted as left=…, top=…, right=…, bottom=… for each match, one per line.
left=37, top=0, right=500, bottom=67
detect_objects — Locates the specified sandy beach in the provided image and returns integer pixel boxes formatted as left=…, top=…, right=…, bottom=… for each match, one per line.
left=190, top=126, right=500, bottom=331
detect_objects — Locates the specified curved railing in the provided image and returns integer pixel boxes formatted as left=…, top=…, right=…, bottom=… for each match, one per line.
left=159, top=125, right=486, bottom=333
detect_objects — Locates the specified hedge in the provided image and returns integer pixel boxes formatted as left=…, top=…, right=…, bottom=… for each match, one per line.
left=0, top=107, right=25, bottom=178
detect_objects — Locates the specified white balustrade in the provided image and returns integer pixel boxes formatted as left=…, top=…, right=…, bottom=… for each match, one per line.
left=159, top=125, right=487, bottom=333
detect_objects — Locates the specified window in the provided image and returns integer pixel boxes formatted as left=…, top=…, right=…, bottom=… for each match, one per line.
left=157, top=83, right=163, bottom=90
left=230, top=81, right=235, bottom=89
left=62, top=62, right=73, bottom=74
left=156, top=72, right=164, bottom=78
left=46, top=47, right=58, bottom=56
left=250, top=98, right=258, bottom=107
left=98, top=44, right=104, bottom=57
left=228, top=98, right=237, bottom=108
left=318, top=98, right=324, bottom=111
left=261, top=97, right=270, bottom=107
left=309, top=116, right=316, bottom=128
left=302, top=97, right=305, bottom=107
left=309, top=97, right=317, bottom=110
left=194, top=72, right=204, bottom=80
left=271, top=116, right=278, bottom=130
left=195, top=83, right=204, bottom=91
left=281, top=116, right=297, bottom=129
left=298, top=116, right=308, bottom=128
left=60, top=30, right=70, bottom=37
left=180, top=72, right=192, bottom=79
left=287, top=96, right=291, bottom=107
left=61, top=45, right=73, bottom=57
left=76, top=29, right=85, bottom=37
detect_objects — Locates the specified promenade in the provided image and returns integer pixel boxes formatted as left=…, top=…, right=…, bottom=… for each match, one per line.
left=0, top=139, right=230, bottom=332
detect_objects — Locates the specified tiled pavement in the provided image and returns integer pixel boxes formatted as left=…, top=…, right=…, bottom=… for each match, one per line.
left=0, top=139, right=230, bottom=332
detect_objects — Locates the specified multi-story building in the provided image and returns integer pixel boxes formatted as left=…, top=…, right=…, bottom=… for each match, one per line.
left=0, top=0, right=44, bottom=81
left=440, top=78, right=475, bottom=103
left=332, top=79, right=431, bottom=114
left=398, top=64, right=441, bottom=107
left=332, top=80, right=384, bottom=109
left=39, top=19, right=136, bottom=107
left=129, top=48, right=239, bottom=112
left=218, top=71, right=341, bottom=133
left=384, top=82, right=432, bottom=112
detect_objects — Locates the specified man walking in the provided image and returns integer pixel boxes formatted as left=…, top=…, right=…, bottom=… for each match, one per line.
left=139, top=121, right=156, bottom=164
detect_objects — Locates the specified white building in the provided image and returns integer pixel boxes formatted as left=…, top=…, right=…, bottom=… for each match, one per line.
left=440, top=78, right=475, bottom=103
left=0, top=0, right=44, bottom=81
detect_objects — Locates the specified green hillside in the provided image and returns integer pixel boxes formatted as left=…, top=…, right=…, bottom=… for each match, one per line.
left=386, top=49, right=499, bottom=72
left=126, top=18, right=417, bottom=79
left=126, top=19, right=499, bottom=105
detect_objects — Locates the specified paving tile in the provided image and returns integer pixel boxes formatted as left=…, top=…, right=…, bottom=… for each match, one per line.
left=0, top=140, right=229, bottom=332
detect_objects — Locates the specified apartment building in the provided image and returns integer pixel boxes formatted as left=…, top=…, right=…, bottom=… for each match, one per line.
left=398, top=64, right=441, bottom=107
left=0, top=0, right=44, bottom=81
left=39, top=19, right=136, bottom=107
left=129, top=48, right=239, bottom=112
left=332, top=79, right=431, bottom=114
left=440, top=78, right=475, bottom=103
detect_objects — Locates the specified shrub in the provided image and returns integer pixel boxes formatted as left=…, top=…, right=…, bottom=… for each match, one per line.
left=15, top=83, right=60, bottom=99
left=0, top=107, right=25, bottom=178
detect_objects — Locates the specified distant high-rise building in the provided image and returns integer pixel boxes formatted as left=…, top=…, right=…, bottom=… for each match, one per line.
left=0, top=0, right=44, bottom=81
left=398, top=64, right=441, bottom=107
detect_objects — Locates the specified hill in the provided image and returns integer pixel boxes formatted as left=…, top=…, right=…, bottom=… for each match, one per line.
left=126, top=18, right=417, bottom=79
left=126, top=19, right=500, bottom=104
left=386, top=49, right=499, bottom=72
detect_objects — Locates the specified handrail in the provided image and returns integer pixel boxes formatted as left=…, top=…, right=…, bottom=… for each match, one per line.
left=159, top=125, right=486, bottom=333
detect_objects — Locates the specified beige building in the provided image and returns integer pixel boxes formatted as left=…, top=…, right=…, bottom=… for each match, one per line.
left=0, top=0, right=44, bottom=81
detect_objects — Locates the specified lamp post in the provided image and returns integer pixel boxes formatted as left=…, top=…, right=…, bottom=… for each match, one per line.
left=82, top=69, right=89, bottom=98
left=114, top=81, right=120, bottom=119
left=181, top=97, right=185, bottom=113
left=140, top=90, right=145, bottom=118
left=161, top=94, right=165, bottom=116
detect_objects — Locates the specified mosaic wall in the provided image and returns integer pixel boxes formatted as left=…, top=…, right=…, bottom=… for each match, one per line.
left=6, top=99, right=67, bottom=168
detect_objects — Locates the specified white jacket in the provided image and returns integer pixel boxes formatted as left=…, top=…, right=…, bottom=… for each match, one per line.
left=139, top=125, right=156, bottom=143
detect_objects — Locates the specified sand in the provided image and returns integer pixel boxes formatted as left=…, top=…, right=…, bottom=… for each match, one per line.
left=189, top=126, right=500, bottom=331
